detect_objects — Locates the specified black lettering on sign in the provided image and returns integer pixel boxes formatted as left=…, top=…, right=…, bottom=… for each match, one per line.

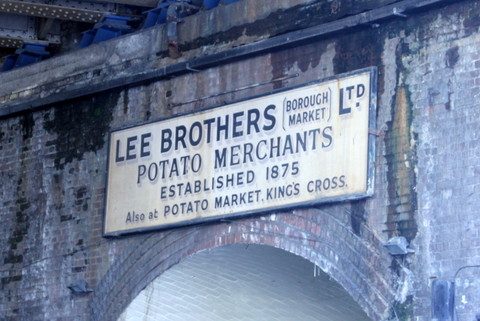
left=203, top=118, right=215, bottom=143
left=164, top=199, right=208, bottom=216
left=263, top=105, right=276, bottom=131
left=339, top=88, right=351, bottom=115
left=322, top=126, right=333, bottom=148
left=216, top=115, right=229, bottom=141
left=137, top=165, right=146, bottom=184
left=214, top=190, right=261, bottom=208
left=346, top=86, right=355, bottom=99
left=137, top=153, right=203, bottom=184
left=161, top=128, right=172, bottom=153
left=247, top=109, right=260, bottom=135
left=140, top=133, right=151, bottom=158
left=115, top=139, right=125, bottom=163
left=214, top=148, right=227, bottom=169
left=232, top=111, right=244, bottom=138
left=189, top=122, right=203, bottom=146
left=357, top=84, right=365, bottom=98
left=339, top=83, right=366, bottom=115
left=307, top=175, right=347, bottom=193
left=266, top=183, right=300, bottom=200
left=148, top=209, right=159, bottom=220
left=125, top=210, right=145, bottom=224
left=175, top=125, right=187, bottom=150
left=126, top=136, right=137, bottom=160
left=116, top=133, right=152, bottom=163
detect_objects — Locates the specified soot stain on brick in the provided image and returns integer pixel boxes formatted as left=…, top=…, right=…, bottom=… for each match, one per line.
left=176, top=3, right=328, bottom=54
left=0, top=130, right=4, bottom=150
left=158, top=0, right=398, bottom=57
left=445, top=79, right=453, bottom=111
left=270, top=41, right=327, bottom=89
left=350, top=200, right=366, bottom=236
left=72, top=266, right=86, bottom=273
left=144, top=85, right=152, bottom=121
left=76, top=186, right=87, bottom=200
left=6, top=199, right=29, bottom=265
left=5, top=146, right=31, bottom=266
left=462, top=1, right=480, bottom=37
left=333, top=21, right=420, bottom=241
left=43, top=90, right=120, bottom=170
left=60, top=214, right=73, bottom=222
left=333, top=27, right=386, bottom=103
left=19, top=113, right=35, bottom=140
left=445, top=46, right=459, bottom=68
left=75, top=186, right=90, bottom=212
left=334, top=31, right=377, bottom=73
left=1, top=275, right=22, bottom=288
left=123, top=89, right=129, bottom=115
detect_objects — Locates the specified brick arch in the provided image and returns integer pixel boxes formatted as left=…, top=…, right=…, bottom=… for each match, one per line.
left=90, top=208, right=397, bottom=321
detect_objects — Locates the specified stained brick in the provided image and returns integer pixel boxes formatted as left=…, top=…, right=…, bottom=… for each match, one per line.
left=1, top=1, right=480, bottom=321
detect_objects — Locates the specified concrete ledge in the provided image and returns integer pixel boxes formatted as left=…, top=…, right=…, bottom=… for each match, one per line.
left=0, top=0, right=408, bottom=116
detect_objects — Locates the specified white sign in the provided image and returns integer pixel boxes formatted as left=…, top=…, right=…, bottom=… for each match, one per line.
left=104, top=68, right=376, bottom=236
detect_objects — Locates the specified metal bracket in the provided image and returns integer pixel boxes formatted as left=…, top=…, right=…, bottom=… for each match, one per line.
left=369, top=129, right=385, bottom=137
left=431, top=280, right=454, bottom=321
left=393, top=7, right=408, bottom=18
left=185, top=63, right=200, bottom=72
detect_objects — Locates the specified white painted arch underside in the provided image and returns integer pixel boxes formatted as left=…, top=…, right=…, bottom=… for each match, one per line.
left=118, top=244, right=371, bottom=321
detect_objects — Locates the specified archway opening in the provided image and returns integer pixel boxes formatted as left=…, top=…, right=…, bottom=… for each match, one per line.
left=118, top=244, right=372, bottom=321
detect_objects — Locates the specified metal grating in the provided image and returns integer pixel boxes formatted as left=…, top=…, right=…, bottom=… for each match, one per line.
left=0, top=36, right=24, bottom=48
left=0, top=0, right=106, bottom=23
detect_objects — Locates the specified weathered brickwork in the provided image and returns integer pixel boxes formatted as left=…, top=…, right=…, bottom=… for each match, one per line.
left=406, top=15, right=480, bottom=320
left=1, top=0, right=480, bottom=320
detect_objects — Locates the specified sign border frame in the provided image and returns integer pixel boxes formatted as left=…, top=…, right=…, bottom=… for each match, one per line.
left=103, top=67, right=377, bottom=237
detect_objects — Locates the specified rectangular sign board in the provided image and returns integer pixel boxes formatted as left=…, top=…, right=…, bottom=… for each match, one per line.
left=104, top=68, right=376, bottom=236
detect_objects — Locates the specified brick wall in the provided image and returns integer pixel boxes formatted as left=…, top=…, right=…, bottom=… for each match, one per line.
left=408, top=13, right=480, bottom=320
left=1, top=0, right=480, bottom=320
